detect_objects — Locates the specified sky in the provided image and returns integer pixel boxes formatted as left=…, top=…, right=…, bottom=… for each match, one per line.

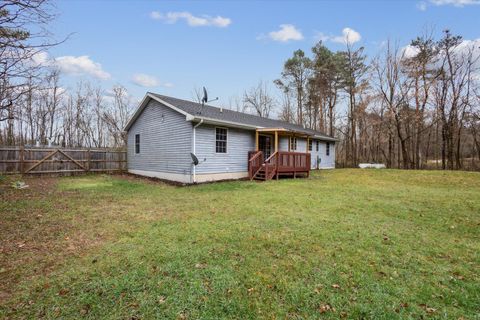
left=45, top=0, right=480, bottom=108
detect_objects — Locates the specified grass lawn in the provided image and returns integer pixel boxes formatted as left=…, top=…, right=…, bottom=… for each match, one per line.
left=0, top=169, right=479, bottom=319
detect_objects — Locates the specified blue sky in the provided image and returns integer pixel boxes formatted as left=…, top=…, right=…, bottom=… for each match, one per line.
left=47, top=0, right=480, bottom=106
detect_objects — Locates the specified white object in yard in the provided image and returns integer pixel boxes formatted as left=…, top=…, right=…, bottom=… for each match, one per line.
left=12, top=181, right=29, bottom=189
left=359, top=163, right=386, bottom=169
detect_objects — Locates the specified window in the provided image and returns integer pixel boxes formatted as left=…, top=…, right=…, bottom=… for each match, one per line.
left=316, top=141, right=319, bottom=152
left=308, top=139, right=313, bottom=151
left=135, top=134, right=140, bottom=154
left=289, top=137, right=297, bottom=151
left=326, top=142, right=330, bottom=156
left=215, top=127, right=227, bottom=153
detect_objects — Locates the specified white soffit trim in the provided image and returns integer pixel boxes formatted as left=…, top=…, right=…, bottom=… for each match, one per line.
left=189, top=116, right=261, bottom=131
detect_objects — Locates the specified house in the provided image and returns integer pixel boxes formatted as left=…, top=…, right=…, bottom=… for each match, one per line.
left=124, top=93, right=337, bottom=183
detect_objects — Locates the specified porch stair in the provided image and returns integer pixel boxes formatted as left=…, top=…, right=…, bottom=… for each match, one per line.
left=252, top=168, right=266, bottom=181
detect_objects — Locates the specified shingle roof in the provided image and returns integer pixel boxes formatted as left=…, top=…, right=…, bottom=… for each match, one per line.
left=149, top=93, right=336, bottom=140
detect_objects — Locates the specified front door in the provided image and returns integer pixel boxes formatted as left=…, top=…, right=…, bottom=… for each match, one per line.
left=258, top=135, right=273, bottom=159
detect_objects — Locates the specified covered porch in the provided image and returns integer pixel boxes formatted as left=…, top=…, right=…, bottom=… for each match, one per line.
left=248, top=128, right=312, bottom=181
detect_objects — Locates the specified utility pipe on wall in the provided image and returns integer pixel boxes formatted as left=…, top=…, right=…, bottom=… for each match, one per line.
left=192, top=119, right=204, bottom=183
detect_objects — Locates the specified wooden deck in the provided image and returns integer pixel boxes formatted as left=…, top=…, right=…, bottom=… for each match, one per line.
left=248, top=151, right=310, bottom=181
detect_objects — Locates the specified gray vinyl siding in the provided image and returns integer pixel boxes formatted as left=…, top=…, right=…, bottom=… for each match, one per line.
left=319, top=142, right=335, bottom=168
left=278, top=136, right=307, bottom=152
left=310, top=140, right=321, bottom=169
left=279, top=137, right=289, bottom=151
left=127, top=100, right=192, bottom=174
left=278, top=137, right=335, bottom=169
left=194, top=125, right=255, bottom=174
left=313, top=141, right=335, bottom=168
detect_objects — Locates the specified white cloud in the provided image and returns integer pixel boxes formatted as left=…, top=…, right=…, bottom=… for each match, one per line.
left=430, top=0, right=480, bottom=6
left=417, top=0, right=480, bottom=10
left=132, top=73, right=173, bottom=88
left=315, top=27, right=362, bottom=45
left=266, top=24, right=304, bottom=42
left=150, top=11, right=231, bottom=27
left=30, top=52, right=111, bottom=80
left=401, top=38, right=480, bottom=64
left=132, top=73, right=159, bottom=87
left=332, top=27, right=361, bottom=44
left=401, top=45, right=421, bottom=58
left=417, top=1, right=428, bottom=10
left=55, top=56, right=111, bottom=80
left=31, top=51, right=50, bottom=66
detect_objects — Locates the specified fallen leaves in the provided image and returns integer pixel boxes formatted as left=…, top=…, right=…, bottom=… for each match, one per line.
left=313, top=285, right=323, bottom=294
left=58, top=288, right=70, bottom=296
left=394, top=302, right=409, bottom=313
left=331, top=284, right=341, bottom=289
left=79, top=304, right=90, bottom=315
left=319, top=304, right=336, bottom=313
left=419, top=304, right=437, bottom=314
left=194, top=263, right=207, bottom=269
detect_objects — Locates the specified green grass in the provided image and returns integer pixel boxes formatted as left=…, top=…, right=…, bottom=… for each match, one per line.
left=1, top=170, right=479, bottom=319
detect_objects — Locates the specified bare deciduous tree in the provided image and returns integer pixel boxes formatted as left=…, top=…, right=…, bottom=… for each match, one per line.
left=243, top=81, right=275, bottom=118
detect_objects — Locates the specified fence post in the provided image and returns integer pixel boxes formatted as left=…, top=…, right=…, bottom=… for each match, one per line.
left=20, top=146, right=25, bottom=175
left=87, top=149, right=91, bottom=172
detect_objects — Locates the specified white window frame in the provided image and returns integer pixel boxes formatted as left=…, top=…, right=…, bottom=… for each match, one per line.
left=289, top=137, right=297, bottom=151
left=326, top=142, right=330, bottom=156
left=215, top=127, right=228, bottom=154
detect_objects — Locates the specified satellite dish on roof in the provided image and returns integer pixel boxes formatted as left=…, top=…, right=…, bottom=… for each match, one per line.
left=198, top=87, right=219, bottom=115
left=202, top=87, right=208, bottom=104
left=200, top=87, right=219, bottom=106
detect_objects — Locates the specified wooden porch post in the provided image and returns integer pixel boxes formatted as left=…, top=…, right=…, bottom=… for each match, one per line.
left=306, top=137, right=309, bottom=152
left=255, top=130, right=259, bottom=151
left=274, top=131, right=278, bottom=153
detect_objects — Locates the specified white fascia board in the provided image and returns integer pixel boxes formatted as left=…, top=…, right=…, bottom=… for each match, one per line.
left=313, top=135, right=339, bottom=142
left=187, top=116, right=261, bottom=131
left=148, top=93, right=190, bottom=117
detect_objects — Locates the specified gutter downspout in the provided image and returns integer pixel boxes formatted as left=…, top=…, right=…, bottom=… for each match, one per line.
left=192, top=119, right=204, bottom=183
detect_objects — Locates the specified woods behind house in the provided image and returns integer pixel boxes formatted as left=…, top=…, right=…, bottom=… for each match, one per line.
left=0, top=1, right=479, bottom=169
left=273, top=31, right=480, bottom=170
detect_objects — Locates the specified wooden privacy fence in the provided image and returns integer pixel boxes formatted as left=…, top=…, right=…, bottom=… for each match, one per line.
left=0, top=146, right=127, bottom=175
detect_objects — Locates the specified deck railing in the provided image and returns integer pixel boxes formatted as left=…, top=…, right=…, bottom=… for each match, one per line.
left=264, top=151, right=278, bottom=180
left=248, top=151, right=310, bottom=180
left=248, top=151, right=263, bottom=179
left=277, top=151, right=310, bottom=173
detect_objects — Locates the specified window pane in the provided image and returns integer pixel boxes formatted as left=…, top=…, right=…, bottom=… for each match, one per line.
left=135, top=134, right=140, bottom=154
left=215, top=128, right=227, bottom=153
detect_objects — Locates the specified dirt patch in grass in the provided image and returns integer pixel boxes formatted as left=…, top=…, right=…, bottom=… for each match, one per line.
left=0, top=176, right=107, bottom=304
